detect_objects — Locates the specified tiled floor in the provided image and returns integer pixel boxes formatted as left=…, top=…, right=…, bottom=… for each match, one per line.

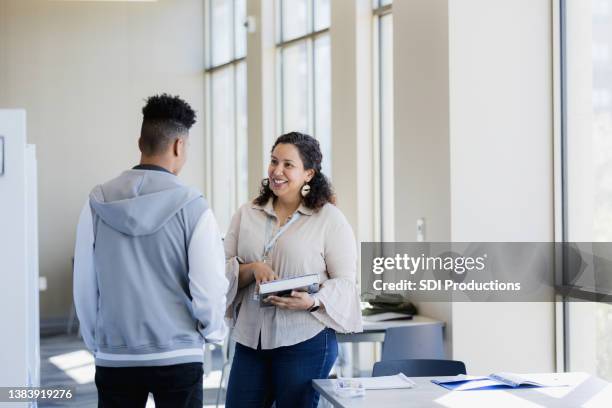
left=39, top=334, right=226, bottom=408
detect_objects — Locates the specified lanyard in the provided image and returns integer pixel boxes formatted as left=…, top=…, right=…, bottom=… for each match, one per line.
left=262, top=212, right=302, bottom=260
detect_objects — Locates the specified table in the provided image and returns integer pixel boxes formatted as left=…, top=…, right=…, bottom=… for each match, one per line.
left=313, top=373, right=612, bottom=408
left=337, top=315, right=443, bottom=343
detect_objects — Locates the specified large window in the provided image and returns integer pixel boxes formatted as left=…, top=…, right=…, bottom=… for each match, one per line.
left=205, top=0, right=248, bottom=232
left=373, top=0, right=394, bottom=241
left=562, top=0, right=612, bottom=381
left=276, top=0, right=331, bottom=176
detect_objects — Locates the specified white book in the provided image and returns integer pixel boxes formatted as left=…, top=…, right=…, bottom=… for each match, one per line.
left=259, top=274, right=319, bottom=306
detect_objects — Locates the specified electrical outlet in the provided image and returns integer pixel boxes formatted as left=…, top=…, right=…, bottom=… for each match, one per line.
left=0, top=135, right=4, bottom=176
left=416, top=218, right=425, bottom=242
left=39, top=276, right=47, bottom=291
left=245, top=16, right=257, bottom=33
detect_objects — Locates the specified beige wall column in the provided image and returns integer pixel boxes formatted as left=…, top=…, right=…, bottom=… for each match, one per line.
left=393, top=0, right=451, bottom=243
left=246, top=0, right=276, bottom=197
left=330, top=0, right=374, bottom=242
left=330, top=0, right=374, bottom=375
left=392, top=0, right=453, bottom=356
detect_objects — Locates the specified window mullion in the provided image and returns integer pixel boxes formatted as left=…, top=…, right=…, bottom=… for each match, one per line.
left=310, top=38, right=316, bottom=137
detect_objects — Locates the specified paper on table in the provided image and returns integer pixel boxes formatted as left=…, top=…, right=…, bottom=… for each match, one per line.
left=490, top=372, right=570, bottom=387
left=349, top=373, right=416, bottom=390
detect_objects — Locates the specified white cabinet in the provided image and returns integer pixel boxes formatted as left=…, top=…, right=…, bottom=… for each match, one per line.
left=0, top=110, right=39, bottom=407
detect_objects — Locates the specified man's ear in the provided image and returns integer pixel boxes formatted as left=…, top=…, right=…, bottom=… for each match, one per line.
left=173, top=137, right=183, bottom=157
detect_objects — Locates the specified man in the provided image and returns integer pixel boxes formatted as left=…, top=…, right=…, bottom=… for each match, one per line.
left=73, top=94, right=228, bottom=408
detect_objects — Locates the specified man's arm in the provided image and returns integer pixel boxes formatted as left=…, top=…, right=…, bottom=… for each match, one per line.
left=73, top=201, right=98, bottom=352
left=187, top=209, right=229, bottom=344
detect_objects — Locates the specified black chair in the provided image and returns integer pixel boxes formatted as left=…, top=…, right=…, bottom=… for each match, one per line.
left=372, top=359, right=466, bottom=377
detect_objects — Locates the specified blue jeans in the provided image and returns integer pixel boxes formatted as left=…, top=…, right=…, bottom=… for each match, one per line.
left=225, top=328, right=338, bottom=408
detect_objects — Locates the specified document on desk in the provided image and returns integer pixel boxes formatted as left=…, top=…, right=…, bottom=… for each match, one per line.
left=432, top=373, right=570, bottom=391
left=352, top=373, right=416, bottom=390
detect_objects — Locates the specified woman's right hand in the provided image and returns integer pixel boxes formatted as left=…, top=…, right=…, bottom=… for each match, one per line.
left=238, top=261, right=278, bottom=289
left=252, top=262, right=278, bottom=286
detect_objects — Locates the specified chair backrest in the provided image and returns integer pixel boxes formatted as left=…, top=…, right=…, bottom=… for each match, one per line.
left=381, top=324, right=445, bottom=361
left=372, top=359, right=466, bottom=377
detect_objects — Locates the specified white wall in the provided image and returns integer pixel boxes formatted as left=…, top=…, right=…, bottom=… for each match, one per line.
left=0, top=0, right=206, bottom=320
left=393, top=0, right=555, bottom=373
left=448, top=0, right=555, bottom=374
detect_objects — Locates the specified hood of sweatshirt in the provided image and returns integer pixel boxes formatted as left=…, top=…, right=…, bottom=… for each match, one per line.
left=89, top=169, right=201, bottom=237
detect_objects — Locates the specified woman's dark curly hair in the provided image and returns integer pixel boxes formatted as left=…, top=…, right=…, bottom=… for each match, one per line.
left=254, top=132, right=335, bottom=210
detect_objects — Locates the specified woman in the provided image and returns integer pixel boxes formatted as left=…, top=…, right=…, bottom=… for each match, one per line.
left=223, top=132, right=363, bottom=408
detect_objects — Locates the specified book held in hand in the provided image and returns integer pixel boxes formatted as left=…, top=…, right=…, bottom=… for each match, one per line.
left=259, top=273, right=319, bottom=307
left=432, top=372, right=570, bottom=391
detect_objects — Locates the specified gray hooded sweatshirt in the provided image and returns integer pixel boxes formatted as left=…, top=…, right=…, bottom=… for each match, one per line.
left=73, top=168, right=228, bottom=367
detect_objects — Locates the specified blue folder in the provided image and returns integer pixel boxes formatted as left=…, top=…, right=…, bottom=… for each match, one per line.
left=432, top=373, right=569, bottom=391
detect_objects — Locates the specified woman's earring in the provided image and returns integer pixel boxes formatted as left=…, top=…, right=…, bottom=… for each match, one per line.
left=262, top=178, right=270, bottom=187
left=301, top=183, right=311, bottom=197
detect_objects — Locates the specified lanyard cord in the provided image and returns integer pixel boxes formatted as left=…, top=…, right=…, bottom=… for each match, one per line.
left=262, top=212, right=302, bottom=260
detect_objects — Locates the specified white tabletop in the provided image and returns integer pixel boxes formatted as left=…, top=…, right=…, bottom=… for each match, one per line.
left=361, top=315, right=443, bottom=331
left=313, top=372, right=612, bottom=408
left=337, top=315, right=443, bottom=343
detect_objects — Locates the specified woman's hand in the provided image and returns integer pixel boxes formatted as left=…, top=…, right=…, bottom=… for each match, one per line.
left=238, top=261, right=277, bottom=289
left=265, top=291, right=315, bottom=311
left=252, top=262, right=278, bottom=285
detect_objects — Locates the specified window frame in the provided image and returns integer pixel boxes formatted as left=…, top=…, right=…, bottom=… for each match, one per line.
left=558, top=0, right=612, bottom=377
left=275, top=0, right=330, bottom=165
left=372, top=1, right=393, bottom=242
left=557, top=0, right=569, bottom=373
left=205, top=0, right=248, bottom=230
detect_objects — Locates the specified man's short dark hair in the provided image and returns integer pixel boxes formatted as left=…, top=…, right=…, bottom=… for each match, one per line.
left=139, top=94, right=196, bottom=155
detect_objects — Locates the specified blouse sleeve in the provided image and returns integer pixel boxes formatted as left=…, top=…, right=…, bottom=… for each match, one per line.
left=223, top=206, right=245, bottom=327
left=310, top=209, right=364, bottom=333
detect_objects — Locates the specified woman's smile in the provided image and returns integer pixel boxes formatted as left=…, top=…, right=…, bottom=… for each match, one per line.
left=270, top=177, right=288, bottom=190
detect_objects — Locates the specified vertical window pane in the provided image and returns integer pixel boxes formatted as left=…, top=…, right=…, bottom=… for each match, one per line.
left=565, top=0, right=612, bottom=381
left=236, top=61, right=248, bottom=206
left=373, top=0, right=393, bottom=8
left=234, top=0, right=247, bottom=59
left=314, top=0, right=330, bottom=31
left=211, top=0, right=233, bottom=66
left=314, top=34, right=331, bottom=177
left=380, top=14, right=394, bottom=240
left=281, top=41, right=310, bottom=134
left=281, top=0, right=310, bottom=41
left=211, top=66, right=236, bottom=232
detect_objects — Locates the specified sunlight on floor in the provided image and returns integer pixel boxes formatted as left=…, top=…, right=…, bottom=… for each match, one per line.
left=48, top=350, right=96, bottom=385
left=204, top=370, right=223, bottom=389
left=529, top=372, right=589, bottom=399
left=435, top=390, right=546, bottom=408
left=582, top=382, right=612, bottom=408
